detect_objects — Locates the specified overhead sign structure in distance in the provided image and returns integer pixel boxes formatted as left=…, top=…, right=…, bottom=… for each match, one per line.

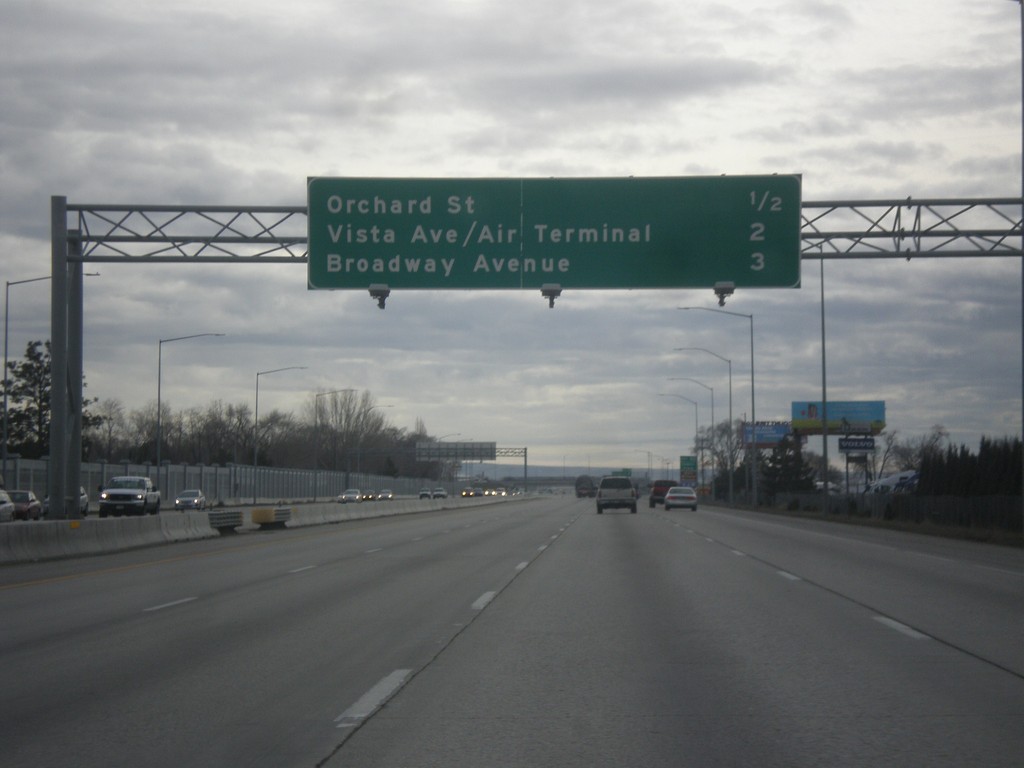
left=415, top=441, right=497, bottom=461
left=307, top=176, right=801, bottom=301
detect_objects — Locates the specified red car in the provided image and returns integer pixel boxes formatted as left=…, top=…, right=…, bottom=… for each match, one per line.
left=9, top=490, right=42, bottom=520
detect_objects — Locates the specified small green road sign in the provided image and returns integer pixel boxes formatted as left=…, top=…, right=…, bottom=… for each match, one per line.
left=307, top=176, right=801, bottom=291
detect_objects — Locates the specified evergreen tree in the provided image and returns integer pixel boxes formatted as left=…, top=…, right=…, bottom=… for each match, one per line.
left=3, top=340, right=97, bottom=460
left=761, top=435, right=815, bottom=501
left=4, top=340, right=55, bottom=459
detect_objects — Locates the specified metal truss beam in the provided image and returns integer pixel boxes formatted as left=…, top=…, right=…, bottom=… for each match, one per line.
left=64, top=197, right=1022, bottom=263
left=67, top=203, right=308, bottom=262
left=495, top=447, right=527, bottom=458
left=801, top=197, right=1021, bottom=259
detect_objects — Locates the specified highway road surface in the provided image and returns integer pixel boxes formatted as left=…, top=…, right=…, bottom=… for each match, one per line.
left=1, top=495, right=1021, bottom=767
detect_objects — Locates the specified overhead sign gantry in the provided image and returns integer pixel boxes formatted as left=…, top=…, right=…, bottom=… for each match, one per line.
left=44, top=192, right=1020, bottom=519
left=307, top=175, right=803, bottom=305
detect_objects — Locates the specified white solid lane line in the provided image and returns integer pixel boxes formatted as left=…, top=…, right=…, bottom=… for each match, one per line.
left=143, top=597, right=197, bottom=612
left=472, top=591, right=497, bottom=610
left=874, top=616, right=930, bottom=640
left=335, top=669, right=413, bottom=728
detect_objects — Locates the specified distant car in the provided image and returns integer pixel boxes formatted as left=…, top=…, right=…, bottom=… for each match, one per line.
left=461, top=487, right=474, bottom=497
left=337, top=489, right=362, bottom=503
left=361, top=490, right=376, bottom=501
left=174, top=489, right=207, bottom=511
left=474, top=487, right=485, bottom=497
left=9, top=490, right=42, bottom=521
left=0, top=490, right=15, bottom=522
left=574, top=475, right=595, bottom=498
left=664, top=486, right=698, bottom=511
left=42, top=487, right=89, bottom=517
left=377, top=489, right=394, bottom=501
left=432, top=487, right=448, bottom=499
left=648, top=479, right=676, bottom=508
left=419, top=488, right=432, bottom=499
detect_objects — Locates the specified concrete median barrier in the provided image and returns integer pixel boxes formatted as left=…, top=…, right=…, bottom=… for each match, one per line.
left=0, top=495, right=520, bottom=563
left=0, top=512, right=218, bottom=564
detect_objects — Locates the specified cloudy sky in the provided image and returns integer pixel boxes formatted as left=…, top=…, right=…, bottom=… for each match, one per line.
left=1, top=0, right=1021, bottom=476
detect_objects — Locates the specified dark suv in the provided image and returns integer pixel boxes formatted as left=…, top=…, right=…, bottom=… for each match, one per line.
left=648, top=479, right=676, bottom=508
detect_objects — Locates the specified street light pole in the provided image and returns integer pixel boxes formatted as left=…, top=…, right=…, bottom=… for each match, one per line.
left=675, top=348, right=733, bottom=504
left=669, top=377, right=715, bottom=497
left=679, top=306, right=757, bottom=506
left=3, top=273, right=98, bottom=488
left=254, top=366, right=307, bottom=504
left=313, top=388, right=355, bottom=500
left=3, top=275, right=51, bottom=486
left=1013, top=0, right=1024, bottom=538
left=157, top=333, right=225, bottom=480
left=659, top=393, right=699, bottom=485
left=355, top=403, right=393, bottom=478
left=434, top=433, right=461, bottom=482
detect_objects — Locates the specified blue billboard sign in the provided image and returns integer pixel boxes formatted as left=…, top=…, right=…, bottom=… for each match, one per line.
left=742, top=422, right=791, bottom=447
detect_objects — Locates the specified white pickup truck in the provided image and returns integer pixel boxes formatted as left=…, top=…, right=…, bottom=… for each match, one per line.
left=98, top=476, right=161, bottom=517
left=595, top=476, right=637, bottom=514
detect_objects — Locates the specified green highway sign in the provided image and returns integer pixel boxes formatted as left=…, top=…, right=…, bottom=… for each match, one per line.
left=307, top=175, right=801, bottom=290
left=679, top=455, right=698, bottom=486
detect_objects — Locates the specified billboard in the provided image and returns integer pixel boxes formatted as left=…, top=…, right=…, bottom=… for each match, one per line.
left=791, top=401, right=886, bottom=435
left=741, top=421, right=791, bottom=447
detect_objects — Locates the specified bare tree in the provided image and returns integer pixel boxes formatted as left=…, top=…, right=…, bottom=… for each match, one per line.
left=89, top=398, right=127, bottom=460
left=892, top=424, right=949, bottom=471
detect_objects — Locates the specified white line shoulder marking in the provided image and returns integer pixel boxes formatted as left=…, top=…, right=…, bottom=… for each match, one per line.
left=144, top=597, right=197, bottom=612
left=874, top=616, right=930, bottom=640
left=472, top=591, right=497, bottom=610
left=335, top=669, right=412, bottom=728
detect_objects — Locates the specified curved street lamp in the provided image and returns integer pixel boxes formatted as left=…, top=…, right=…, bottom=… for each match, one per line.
left=313, top=388, right=356, bottom=500
left=659, top=392, right=699, bottom=485
left=3, top=276, right=51, bottom=485
left=4, top=273, right=98, bottom=487
left=669, top=377, right=715, bottom=497
left=679, top=306, right=757, bottom=505
left=157, top=333, right=226, bottom=476
left=676, top=347, right=733, bottom=504
left=254, top=366, right=307, bottom=503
